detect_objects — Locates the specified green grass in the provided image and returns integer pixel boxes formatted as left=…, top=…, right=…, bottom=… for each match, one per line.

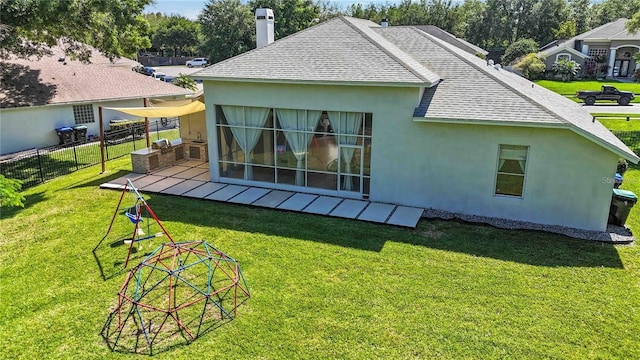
left=594, top=114, right=640, bottom=131
left=1, top=157, right=640, bottom=359
left=535, top=80, right=640, bottom=103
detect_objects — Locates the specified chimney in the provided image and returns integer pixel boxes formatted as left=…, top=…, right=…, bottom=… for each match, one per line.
left=256, top=8, right=275, bottom=49
left=381, top=18, right=388, bottom=28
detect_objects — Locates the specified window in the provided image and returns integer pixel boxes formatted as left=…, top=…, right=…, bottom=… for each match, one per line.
left=73, top=104, right=95, bottom=124
left=495, top=145, right=528, bottom=197
left=556, top=53, right=570, bottom=62
left=216, top=106, right=372, bottom=197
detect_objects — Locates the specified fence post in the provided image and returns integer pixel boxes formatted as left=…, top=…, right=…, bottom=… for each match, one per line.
left=36, top=148, right=45, bottom=184
left=73, top=143, right=79, bottom=171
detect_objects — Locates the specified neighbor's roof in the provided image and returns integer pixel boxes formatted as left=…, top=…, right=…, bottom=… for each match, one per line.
left=539, top=45, right=590, bottom=59
left=193, top=16, right=638, bottom=162
left=540, top=18, right=638, bottom=57
left=577, top=18, right=638, bottom=41
left=0, top=47, right=192, bottom=109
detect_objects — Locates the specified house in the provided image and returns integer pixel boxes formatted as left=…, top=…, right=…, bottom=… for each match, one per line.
left=539, top=18, right=640, bottom=79
left=191, top=15, right=639, bottom=232
left=0, top=47, right=192, bottom=155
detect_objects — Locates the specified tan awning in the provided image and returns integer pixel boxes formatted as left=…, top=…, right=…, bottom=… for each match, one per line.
left=105, top=100, right=205, bottom=117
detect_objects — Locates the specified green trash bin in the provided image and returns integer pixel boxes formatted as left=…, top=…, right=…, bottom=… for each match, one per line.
left=608, top=189, right=637, bottom=226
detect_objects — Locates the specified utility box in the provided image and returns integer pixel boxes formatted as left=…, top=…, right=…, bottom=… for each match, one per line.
left=608, top=189, right=637, bottom=226
left=55, top=127, right=74, bottom=145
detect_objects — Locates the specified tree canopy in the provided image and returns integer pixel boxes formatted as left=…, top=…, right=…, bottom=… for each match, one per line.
left=0, top=0, right=152, bottom=62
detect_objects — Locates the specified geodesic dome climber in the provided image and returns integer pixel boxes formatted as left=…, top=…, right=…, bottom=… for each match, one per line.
left=101, top=241, right=251, bottom=355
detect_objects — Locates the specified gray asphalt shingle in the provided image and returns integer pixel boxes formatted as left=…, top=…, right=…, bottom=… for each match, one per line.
left=192, top=17, right=439, bottom=85
left=195, top=16, right=638, bottom=162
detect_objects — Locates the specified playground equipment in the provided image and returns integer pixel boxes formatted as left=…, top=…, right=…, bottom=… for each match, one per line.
left=100, top=179, right=174, bottom=268
left=101, top=241, right=251, bottom=355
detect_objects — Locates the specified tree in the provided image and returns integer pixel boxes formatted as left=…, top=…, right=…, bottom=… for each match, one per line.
left=172, top=74, right=198, bottom=91
left=247, top=0, right=321, bottom=40
left=552, top=58, right=581, bottom=81
left=554, top=19, right=577, bottom=39
left=529, top=0, right=569, bottom=46
left=569, top=0, right=591, bottom=34
left=514, top=53, right=546, bottom=80
left=502, top=38, right=539, bottom=65
left=0, top=0, right=152, bottom=62
left=0, top=175, right=25, bottom=208
left=199, top=0, right=254, bottom=64
left=590, top=0, right=640, bottom=28
left=152, top=16, right=200, bottom=57
left=627, top=8, right=640, bottom=33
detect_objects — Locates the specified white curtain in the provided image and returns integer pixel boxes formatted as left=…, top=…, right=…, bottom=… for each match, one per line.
left=221, top=105, right=270, bottom=180
left=328, top=111, right=363, bottom=191
left=276, top=109, right=322, bottom=186
left=499, top=148, right=527, bottom=173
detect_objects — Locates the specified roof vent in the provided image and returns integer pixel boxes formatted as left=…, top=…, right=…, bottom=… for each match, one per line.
left=494, top=64, right=501, bottom=70
left=487, top=59, right=494, bottom=66
left=255, top=8, right=275, bottom=49
left=381, top=18, right=388, bottom=28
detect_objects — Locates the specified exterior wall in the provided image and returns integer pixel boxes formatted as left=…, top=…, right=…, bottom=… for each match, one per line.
left=202, top=81, right=619, bottom=231
left=0, top=98, right=160, bottom=155
left=180, top=111, right=207, bottom=142
left=0, top=105, right=73, bottom=154
left=543, top=50, right=586, bottom=75
left=376, top=122, right=618, bottom=231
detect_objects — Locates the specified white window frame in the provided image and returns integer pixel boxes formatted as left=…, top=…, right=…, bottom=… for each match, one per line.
left=494, top=144, right=529, bottom=198
left=555, top=53, right=571, bottom=62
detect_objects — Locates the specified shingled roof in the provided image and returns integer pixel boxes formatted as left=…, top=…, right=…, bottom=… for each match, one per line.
left=193, top=16, right=638, bottom=162
left=540, top=18, right=638, bottom=57
left=0, top=47, right=191, bottom=109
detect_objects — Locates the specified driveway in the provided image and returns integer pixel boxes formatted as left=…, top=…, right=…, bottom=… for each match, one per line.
left=582, top=103, right=640, bottom=114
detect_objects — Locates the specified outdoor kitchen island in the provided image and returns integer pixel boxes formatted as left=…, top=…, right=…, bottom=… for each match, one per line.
left=131, top=138, right=185, bottom=173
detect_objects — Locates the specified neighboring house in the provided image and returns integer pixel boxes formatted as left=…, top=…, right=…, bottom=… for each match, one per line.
left=192, top=16, right=639, bottom=232
left=0, top=47, right=192, bottom=155
left=539, top=18, right=640, bottom=79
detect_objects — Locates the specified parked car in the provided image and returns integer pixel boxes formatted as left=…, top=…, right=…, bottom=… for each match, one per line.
left=186, top=58, right=208, bottom=68
left=576, top=85, right=635, bottom=106
left=132, top=65, right=156, bottom=76
left=152, top=72, right=167, bottom=81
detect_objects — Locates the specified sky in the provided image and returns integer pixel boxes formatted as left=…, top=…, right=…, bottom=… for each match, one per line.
left=145, top=0, right=397, bottom=20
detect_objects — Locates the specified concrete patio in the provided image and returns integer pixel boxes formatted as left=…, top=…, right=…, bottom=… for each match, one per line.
left=99, top=160, right=425, bottom=228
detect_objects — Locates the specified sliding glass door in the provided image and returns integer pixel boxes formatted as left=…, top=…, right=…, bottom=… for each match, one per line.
left=216, top=106, right=372, bottom=198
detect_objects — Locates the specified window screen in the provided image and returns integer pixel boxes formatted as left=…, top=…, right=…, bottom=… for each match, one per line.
left=495, top=145, right=528, bottom=197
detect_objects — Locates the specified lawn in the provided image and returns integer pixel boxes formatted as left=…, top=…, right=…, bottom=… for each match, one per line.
left=595, top=114, right=640, bottom=131
left=535, top=80, right=640, bottom=103
left=1, top=157, right=640, bottom=359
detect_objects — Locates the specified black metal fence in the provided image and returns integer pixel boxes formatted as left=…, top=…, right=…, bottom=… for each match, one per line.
left=612, top=131, right=640, bottom=156
left=0, top=120, right=179, bottom=189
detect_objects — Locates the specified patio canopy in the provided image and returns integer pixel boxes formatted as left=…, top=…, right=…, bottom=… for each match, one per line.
left=104, top=100, right=205, bottom=118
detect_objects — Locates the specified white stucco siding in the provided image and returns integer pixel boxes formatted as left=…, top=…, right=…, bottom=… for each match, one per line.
left=376, top=122, right=618, bottom=231
left=0, top=105, right=73, bottom=154
left=0, top=98, right=144, bottom=155
left=202, top=80, right=619, bottom=231
left=202, top=81, right=417, bottom=181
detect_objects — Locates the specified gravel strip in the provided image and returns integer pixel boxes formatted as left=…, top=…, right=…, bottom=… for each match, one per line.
left=422, top=208, right=635, bottom=244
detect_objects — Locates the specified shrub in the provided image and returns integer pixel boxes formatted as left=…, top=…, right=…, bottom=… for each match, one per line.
left=552, top=59, right=581, bottom=82
left=502, top=38, right=539, bottom=65
left=0, top=175, right=25, bottom=208
left=514, top=53, right=546, bottom=80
